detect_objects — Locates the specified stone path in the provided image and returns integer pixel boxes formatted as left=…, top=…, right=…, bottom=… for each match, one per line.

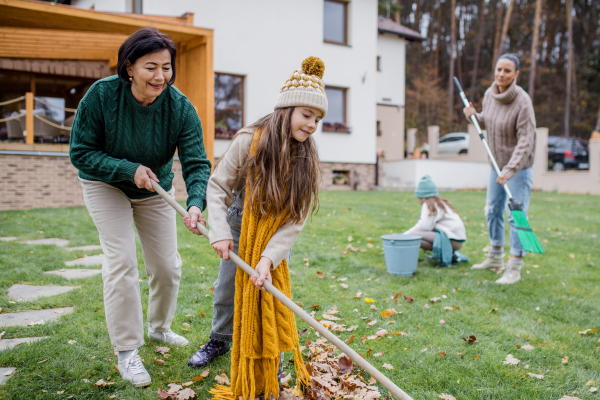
left=45, top=269, right=102, bottom=280
left=0, top=337, right=48, bottom=352
left=20, top=238, right=70, bottom=247
left=65, top=244, right=102, bottom=252
left=0, top=308, right=73, bottom=328
left=7, top=284, right=80, bottom=302
left=64, top=254, right=104, bottom=267
left=0, top=368, right=16, bottom=385
left=0, top=237, right=17, bottom=242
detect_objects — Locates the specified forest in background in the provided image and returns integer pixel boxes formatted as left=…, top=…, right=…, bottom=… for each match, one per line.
left=381, top=0, right=600, bottom=142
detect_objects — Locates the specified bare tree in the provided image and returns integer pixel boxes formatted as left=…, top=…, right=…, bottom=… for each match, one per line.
left=448, top=0, right=457, bottom=122
left=498, top=0, right=516, bottom=56
left=529, top=0, right=543, bottom=102
left=595, top=105, right=600, bottom=133
left=565, top=0, right=573, bottom=137
left=470, top=0, right=487, bottom=102
left=492, top=0, right=504, bottom=65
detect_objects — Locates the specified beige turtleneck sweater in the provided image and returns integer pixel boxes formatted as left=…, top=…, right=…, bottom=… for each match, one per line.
left=475, top=80, right=536, bottom=180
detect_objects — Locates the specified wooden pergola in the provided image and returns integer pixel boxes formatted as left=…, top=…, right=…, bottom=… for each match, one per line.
left=0, top=0, right=214, bottom=161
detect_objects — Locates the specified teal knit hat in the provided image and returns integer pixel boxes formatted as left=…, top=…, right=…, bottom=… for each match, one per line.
left=415, top=175, right=438, bottom=198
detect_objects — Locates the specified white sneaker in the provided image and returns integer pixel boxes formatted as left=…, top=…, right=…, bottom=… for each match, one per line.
left=495, top=260, right=522, bottom=284
left=471, top=253, right=504, bottom=270
left=148, top=328, right=189, bottom=346
left=118, top=349, right=151, bottom=387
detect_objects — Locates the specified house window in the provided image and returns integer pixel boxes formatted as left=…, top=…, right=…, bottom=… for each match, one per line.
left=377, top=121, right=382, bottom=136
left=324, top=0, right=348, bottom=45
left=215, top=73, right=244, bottom=139
left=322, top=87, right=349, bottom=133
left=377, top=56, right=381, bottom=71
left=132, top=0, right=142, bottom=13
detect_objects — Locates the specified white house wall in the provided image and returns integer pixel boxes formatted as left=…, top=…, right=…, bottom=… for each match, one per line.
left=71, top=0, right=130, bottom=13
left=376, top=33, right=406, bottom=107
left=140, top=0, right=378, bottom=164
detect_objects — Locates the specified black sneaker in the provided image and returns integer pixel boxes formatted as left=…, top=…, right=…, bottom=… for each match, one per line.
left=187, top=339, right=230, bottom=368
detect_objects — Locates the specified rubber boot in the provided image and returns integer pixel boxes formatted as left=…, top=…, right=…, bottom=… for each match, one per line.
left=495, top=259, right=522, bottom=284
left=471, top=252, right=504, bottom=270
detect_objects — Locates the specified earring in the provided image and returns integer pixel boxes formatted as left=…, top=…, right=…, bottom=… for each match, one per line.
left=129, top=77, right=133, bottom=82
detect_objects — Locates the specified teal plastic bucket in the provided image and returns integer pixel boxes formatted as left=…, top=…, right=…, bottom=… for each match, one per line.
left=380, top=233, right=422, bottom=276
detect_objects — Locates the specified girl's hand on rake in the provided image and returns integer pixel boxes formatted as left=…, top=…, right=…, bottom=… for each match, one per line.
left=184, top=206, right=205, bottom=235
left=496, top=173, right=508, bottom=186
left=213, top=239, right=234, bottom=260
left=251, top=257, right=273, bottom=293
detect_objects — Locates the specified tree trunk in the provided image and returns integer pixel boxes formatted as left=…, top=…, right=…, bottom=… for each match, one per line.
left=394, top=0, right=401, bottom=24
left=492, top=0, right=504, bottom=66
left=470, top=0, right=487, bottom=102
left=448, top=0, right=457, bottom=123
left=529, top=0, right=543, bottom=102
left=412, top=0, right=422, bottom=76
left=428, top=0, right=437, bottom=68
left=434, top=0, right=442, bottom=75
left=497, top=0, right=515, bottom=56
left=565, top=0, right=573, bottom=137
left=595, top=104, right=600, bottom=132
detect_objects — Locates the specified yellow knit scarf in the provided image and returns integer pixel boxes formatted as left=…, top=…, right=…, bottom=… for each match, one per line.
left=210, top=129, right=310, bottom=400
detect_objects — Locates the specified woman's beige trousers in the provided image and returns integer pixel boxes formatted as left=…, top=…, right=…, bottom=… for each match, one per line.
left=81, top=179, right=182, bottom=352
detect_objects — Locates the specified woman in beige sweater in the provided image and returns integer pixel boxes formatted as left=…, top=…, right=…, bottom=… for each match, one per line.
left=463, top=54, right=536, bottom=285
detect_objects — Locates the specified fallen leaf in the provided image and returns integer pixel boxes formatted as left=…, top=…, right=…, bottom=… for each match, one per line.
left=380, top=308, right=399, bottom=319
left=562, top=356, right=569, bottom=364
left=178, top=388, right=197, bottom=399
left=310, top=304, right=320, bottom=310
left=570, top=253, right=575, bottom=258
left=338, top=277, right=348, bottom=281
left=367, top=320, right=378, bottom=327
left=0, top=331, right=4, bottom=340
left=439, top=319, right=445, bottom=324
left=183, top=323, right=191, bottom=327
left=168, top=383, right=183, bottom=394
left=578, top=328, right=597, bottom=334
left=558, top=397, right=583, bottom=400
left=489, top=308, right=498, bottom=313
left=322, top=313, right=342, bottom=321
left=198, top=310, right=205, bottom=317
left=296, top=301, right=304, bottom=307
left=345, top=335, right=355, bottom=344
left=153, top=358, right=166, bottom=365
left=338, top=355, right=354, bottom=374
left=473, top=354, right=481, bottom=359
left=354, top=292, right=362, bottom=298
left=298, top=328, right=309, bottom=337
left=155, top=346, right=171, bottom=355
left=368, top=376, right=377, bottom=384
left=373, top=352, right=383, bottom=357
left=209, top=288, right=214, bottom=294
left=182, top=381, right=193, bottom=386
left=367, top=349, right=372, bottom=356
left=404, top=295, right=414, bottom=303
left=215, top=373, right=230, bottom=385
left=191, top=369, right=210, bottom=381
left=503, top=354, right=520, bottom=365
left=586, top=381, right=595, bottom=386
left=157, top=388, right=175, bottom=399
left=365, top=298, right=375, bottom=303
left=93, top=379, right=116, bottom=387
left=591, top=387, right=598, bottom=393
left=392, top=292, right=402, bottom=301
left=430, top=297, right=441, bottom=303
left=67, top=340, right=77, bottom=345
left=521, top=344, right=534, bottom=351
left=340, top=284, right=349, bottom=289
left=526, top=373, right=544, bottom=379
left=348, top=236, right=353, bottom=241
left=462, top=335, right=478, bottom=343
left=444, top=306, right=454, bottom=311
left=316, top=271, right=324, bottom=279
left=382, top=363, right=393, bottom=370
left=347, top=325, right=359, bottom=331
left=439, top=394, right=456, bottom=400
left=370, top=304, right=379, bottom=310
left=57, top=390, right=66, bottom=395
left=438, top=350, right=447, bottom=357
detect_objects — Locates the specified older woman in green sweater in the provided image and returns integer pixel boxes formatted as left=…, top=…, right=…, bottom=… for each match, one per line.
left=69, top=27, right=211, bottom=387
left=463, top=54, right=536, bottom=285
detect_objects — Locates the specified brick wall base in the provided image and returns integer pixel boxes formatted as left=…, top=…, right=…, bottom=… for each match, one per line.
left=0, top=153, right=374, bottom=211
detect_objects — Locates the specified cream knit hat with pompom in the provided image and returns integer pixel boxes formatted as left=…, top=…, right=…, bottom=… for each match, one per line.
left=274, top=56, right=328, bottom=117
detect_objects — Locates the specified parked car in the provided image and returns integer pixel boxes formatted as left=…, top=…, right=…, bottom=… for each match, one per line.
left=420, top=132, right=469, bottom=157
left=547, top=136, right=589, bottom=172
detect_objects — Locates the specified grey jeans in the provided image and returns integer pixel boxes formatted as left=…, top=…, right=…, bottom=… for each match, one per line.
left=210, top=199, right=292, bottom=343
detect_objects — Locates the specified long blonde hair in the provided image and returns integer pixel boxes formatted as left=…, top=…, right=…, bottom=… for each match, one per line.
left=423, top=195, right=458, bottom=216
left=225, top=107, right=320, bottom=224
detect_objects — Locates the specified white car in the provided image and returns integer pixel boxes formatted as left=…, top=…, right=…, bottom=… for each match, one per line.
left=421, top=132, right=469, bottom=156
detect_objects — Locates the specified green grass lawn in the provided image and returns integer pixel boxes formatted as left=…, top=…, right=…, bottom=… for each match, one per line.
left=0, top=190, right=599, bottom=400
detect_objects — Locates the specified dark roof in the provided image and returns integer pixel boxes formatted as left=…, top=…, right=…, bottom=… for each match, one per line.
left=378, top=16, right=425, bottom=41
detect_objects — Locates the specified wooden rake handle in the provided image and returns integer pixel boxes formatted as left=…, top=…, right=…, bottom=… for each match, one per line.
left=151, top=180, right=414, bottom=400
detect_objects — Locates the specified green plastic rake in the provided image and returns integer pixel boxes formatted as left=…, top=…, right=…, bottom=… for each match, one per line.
left=453, top=77, right=544, bottom=254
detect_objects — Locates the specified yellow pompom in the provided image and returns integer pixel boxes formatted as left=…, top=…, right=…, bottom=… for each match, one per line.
left=301, top=56, right=325, bottom=78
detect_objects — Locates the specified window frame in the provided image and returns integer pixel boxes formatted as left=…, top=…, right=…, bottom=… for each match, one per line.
left=377, top=56, right=381, bottom=71
left=323, top=0, right=349, bottom=46
left=322, top=85, right=349, bottom=133
left=214, top=72, right=245, bottom=140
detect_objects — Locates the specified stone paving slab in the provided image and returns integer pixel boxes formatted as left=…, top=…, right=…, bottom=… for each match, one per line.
left=0, top=307, right=73, bottom=327
left=65, top=244, right=102, bottom=252
left=64, top=254, right=104, bottom=267
left=0, top=337, right=48, bottom=352
left=45, top=269, right=102, bottom=280
left=0, top=368, right=16, bottom=385
left=0, top=237, right=17, bottom=241
left=7, top=284, right=80, bottom=302
left=20, top=238, right=70, bottom=247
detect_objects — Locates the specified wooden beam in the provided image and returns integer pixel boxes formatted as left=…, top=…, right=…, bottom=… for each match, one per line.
left=181, top=36, right=206, bottom=53
left=25, top=92, right=33, bottom=144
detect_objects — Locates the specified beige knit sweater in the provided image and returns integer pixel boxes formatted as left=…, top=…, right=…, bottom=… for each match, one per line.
left=475, top=80, right=536, bottom=180
left=206, top=128, right=306, bottom=269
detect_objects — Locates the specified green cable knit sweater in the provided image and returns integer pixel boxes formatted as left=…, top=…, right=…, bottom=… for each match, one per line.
left=69, top=76, right=212, bottom=210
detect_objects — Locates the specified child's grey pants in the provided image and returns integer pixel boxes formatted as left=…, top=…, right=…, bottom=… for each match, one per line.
left=210, top=201, right=291, bottom=343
